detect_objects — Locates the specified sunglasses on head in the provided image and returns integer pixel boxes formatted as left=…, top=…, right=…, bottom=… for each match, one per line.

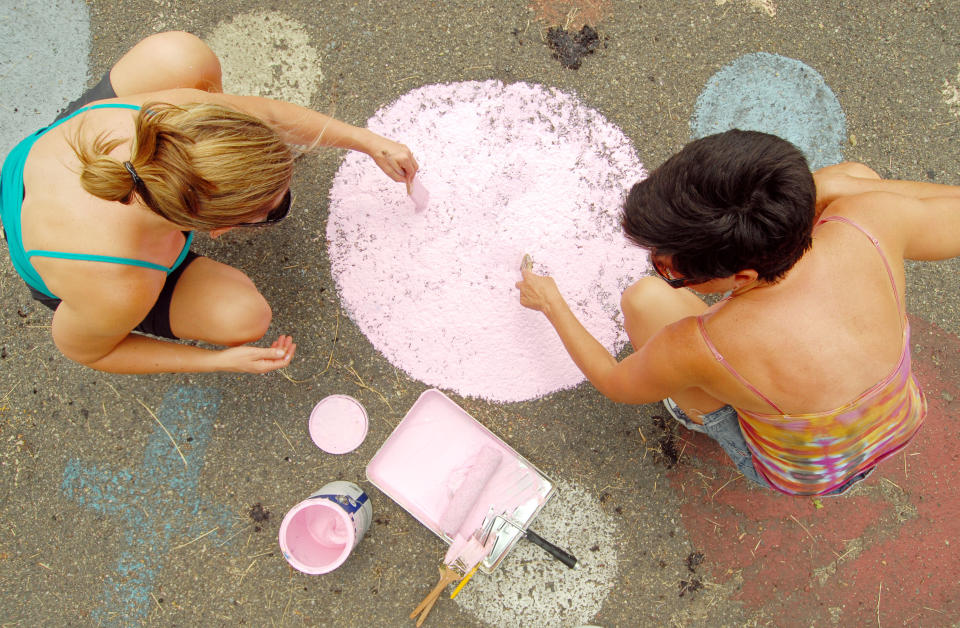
left=652, top=256, right=703, bottom=288
left=233, top=189, right=292, bottom=228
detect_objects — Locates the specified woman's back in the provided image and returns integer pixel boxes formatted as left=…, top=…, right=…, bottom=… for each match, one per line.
left=695, top=209, right=909, bottom=416
left=16, top=102, right=193, bottom=306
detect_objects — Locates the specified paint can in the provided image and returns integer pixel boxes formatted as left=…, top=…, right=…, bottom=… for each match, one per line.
left=278, top=481, right=373, bottom=574
left=309, top=395, right=369, bottom=454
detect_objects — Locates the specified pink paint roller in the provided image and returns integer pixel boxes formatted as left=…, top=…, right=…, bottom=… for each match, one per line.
left=439, top=445, right=502, bottom=537
left=411, top=448, right=501, bottom=626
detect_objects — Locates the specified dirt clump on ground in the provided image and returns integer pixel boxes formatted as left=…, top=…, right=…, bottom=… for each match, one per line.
left=546, top=25, right=601, bottom=69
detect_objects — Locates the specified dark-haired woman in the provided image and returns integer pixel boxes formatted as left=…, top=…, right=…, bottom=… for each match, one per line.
left=516, top=130, right=960, bottom=496
left=2, top=32, right=417, bottom=374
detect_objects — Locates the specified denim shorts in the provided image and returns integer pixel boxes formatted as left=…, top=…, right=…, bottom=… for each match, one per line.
left=693, top=405, right=872, bottom=496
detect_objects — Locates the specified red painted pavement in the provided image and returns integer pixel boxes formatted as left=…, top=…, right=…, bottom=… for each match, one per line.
left=669, top=315, right=959, bottom=626
left=529, top=0, right=612, bottom=29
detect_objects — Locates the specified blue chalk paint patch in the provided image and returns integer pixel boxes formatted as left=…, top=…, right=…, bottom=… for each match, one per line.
left=691, top=52, right=847, bottom=170
left=61, top=386, right=233, bottom=626
left=0, top=0, right=90, bottom=162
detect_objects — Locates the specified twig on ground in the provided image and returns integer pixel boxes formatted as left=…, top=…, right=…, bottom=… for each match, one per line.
left=336, top=360, right=393, bottom=411
left=172, top=527, right=218, bottom=551
left=881, top=477, right=902, bottom=491
left=318, top=308, right=341, bottom=376
left=136, top=398, right=187, bottom=468
left=237, top=559, right=257, bottom=585
left=274, top=420, right=297, bottom=456
left=789, top=514, right=817, bottom=545
left=277, top=368, right=312, bottom=384
left=877, top=579, right=882, bottom=628
left=217, top=523, right=254, bottom=547
left=711, top=475, right=741, bottom=499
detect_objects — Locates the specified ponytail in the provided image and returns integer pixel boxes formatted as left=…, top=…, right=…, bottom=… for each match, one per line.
left=71, top=102, right=293, bottom=229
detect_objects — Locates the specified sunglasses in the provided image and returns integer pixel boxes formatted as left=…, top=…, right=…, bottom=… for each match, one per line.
left=652, top=256, right=702, bottom=288
left=233, top=189, right=292, bottom=228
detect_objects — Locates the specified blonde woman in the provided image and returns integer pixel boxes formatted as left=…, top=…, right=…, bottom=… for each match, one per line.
left=1, top=32, right=417, bottom=374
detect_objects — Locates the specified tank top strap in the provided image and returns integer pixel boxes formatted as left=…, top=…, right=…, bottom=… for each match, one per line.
left=45, top=103, right=141, bottom=133
left=696, top=314, right=785, bottom=414
left=816, top=215, right=905, bottom=319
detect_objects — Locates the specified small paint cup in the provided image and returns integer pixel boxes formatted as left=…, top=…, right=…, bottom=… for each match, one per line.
left=278, top=481, right=373, bottom=574
left=309, top=395, right=369, bottom=454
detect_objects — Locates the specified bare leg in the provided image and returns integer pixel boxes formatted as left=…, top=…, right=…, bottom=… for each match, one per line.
left=620, top=276, right=725, bottom=423
left=167, top=258, right=272, bottom=345
left=109, top=31, right=223, bottom=96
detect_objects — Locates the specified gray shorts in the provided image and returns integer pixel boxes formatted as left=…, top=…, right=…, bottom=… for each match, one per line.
left=692, top=405, right=872, bottom=496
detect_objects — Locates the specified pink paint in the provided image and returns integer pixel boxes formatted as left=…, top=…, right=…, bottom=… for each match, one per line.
left=328, top=80, right=649, bottom=402
left=448, top=534, right=497, bottom=571
left=409, top=177, right=430, bottom=211
left=438, top=445, right=502, bottom=536
left=309, top=395, right=368, bottom=454
left=278, top=481, right=373, bottom=574
left=366, top=389, right=552, bottom=551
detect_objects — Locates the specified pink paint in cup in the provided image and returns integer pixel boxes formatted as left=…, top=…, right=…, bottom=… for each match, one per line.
left=309, top=395, right=368, bottom=454
left=278, top=481, right=373, bottom=574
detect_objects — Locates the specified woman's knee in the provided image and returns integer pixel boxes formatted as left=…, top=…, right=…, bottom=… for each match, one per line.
left=168, top=260, right=272, bottom=344
left=815, top=161, right=881, bottom=180
left=111, top=31, right=222, bottom=94
left=210, top=290, right=272, bottom=346
left=621, top=276, right=673, bottom=316
left=621, top=275, right=707, bottom=348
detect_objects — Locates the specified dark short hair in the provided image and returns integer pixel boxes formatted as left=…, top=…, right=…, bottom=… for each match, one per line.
left=621, top=129, right=816, bottom=283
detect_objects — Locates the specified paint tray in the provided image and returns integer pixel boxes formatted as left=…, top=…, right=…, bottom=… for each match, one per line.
left=366, top=389, right=554, bottom=573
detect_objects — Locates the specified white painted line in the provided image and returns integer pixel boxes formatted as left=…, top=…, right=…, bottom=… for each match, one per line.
left=454, top=479, right=621, bottom=627
left=942, top=63, right=960, bottom=119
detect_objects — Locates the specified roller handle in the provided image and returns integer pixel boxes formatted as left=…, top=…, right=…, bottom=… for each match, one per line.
left=525, top=529, right=578, bottom=569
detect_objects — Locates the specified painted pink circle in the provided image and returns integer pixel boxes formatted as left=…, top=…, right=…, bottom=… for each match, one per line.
left=309, top=395, right=369, bottom=454
left=327, top=80, right=649, bottom=402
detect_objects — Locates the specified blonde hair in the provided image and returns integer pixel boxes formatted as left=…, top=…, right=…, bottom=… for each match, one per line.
left=71, top=102, right=294, bottom=229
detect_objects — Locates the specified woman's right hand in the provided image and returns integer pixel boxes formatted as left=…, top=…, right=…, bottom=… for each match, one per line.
left=216, top=334, right=296, bottom=373
left=516, top=268, right=564, bottom=315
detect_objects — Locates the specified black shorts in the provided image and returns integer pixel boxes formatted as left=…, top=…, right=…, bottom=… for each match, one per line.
left=54, top=70, right=117, bottom=122
left=30, top=251, right=201, bottom=340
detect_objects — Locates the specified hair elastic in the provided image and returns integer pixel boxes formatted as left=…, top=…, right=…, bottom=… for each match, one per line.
left=123, top=161, right=144, bottom=187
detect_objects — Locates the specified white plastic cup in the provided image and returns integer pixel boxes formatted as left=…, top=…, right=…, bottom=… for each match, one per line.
left=278, top=481, right=373, bottom=574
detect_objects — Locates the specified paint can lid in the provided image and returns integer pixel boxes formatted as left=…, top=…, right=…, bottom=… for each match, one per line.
left=309, top=395, right=369, bottom=454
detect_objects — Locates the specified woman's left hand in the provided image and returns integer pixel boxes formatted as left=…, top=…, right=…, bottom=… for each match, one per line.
left=367, top=134, right=419, bottom=187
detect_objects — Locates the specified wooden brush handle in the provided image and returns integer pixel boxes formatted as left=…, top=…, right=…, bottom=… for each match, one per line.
left=410, top=566, right=461, bottom=625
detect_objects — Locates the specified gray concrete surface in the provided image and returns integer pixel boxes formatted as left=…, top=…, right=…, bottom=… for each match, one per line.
left=2, top=1, right=959, bottom=626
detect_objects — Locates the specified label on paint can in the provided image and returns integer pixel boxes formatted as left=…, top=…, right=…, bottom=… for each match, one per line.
left=309, top=480, right=372, bottom=548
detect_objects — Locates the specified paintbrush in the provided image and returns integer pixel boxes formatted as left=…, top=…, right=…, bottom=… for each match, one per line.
left=408, top=176, right=430, bottom=212
left=411, top=449, right=502, bottom=626
left=494, top=514, right=578, bottom=569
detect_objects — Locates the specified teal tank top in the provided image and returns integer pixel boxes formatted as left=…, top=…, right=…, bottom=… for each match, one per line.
left=0, top=103, right=194, bottom=298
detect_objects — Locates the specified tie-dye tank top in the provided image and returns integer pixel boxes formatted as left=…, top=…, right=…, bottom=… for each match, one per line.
left=697, top=216, right=926, bottom=496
